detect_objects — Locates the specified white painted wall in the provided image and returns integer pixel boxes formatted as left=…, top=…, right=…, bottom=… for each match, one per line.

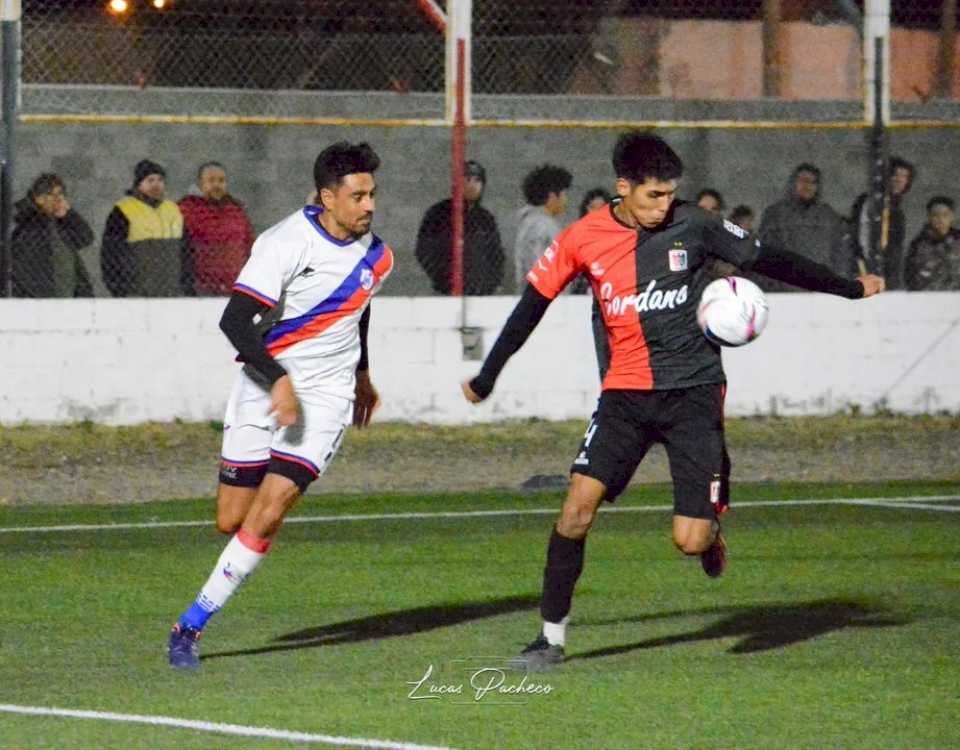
left=1, top=292, right=957, bottom=425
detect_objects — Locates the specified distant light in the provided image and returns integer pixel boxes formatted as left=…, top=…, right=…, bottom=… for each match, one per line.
left=151, top=0, right=169, bottom=8
left=107, top=0, right=129, bottom=14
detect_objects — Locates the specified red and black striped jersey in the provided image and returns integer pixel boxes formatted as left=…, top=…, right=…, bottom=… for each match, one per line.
left=527, top=201, right=760, bottom=391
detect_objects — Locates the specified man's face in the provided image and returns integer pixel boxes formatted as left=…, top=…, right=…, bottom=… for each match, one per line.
left=890, top=166, right=911, bottom=197
left=545, top=189, right=568, bottom=217
left=928, top=203, right=954, bottom=238
left=320, top=172, right=376, bottom=238
left=138, top=173, right=166, bottom=201
left=794, top=170, right=819, bottom=202
left=697, top=194, right=721, bottom=214
left=464, top=175, right=484, bottom=204
left=617, top=177, right=677, bottom=229
left=199, top=166, right=228, bottom=201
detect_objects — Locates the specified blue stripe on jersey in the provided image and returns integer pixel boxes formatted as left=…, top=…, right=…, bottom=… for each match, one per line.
left=303, top=205, right=355, bottom=247
left=263, top=237, right=386, bottom=345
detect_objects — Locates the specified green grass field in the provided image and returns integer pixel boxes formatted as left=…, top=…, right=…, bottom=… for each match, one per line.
left=2, top=481, right=959, bottom=750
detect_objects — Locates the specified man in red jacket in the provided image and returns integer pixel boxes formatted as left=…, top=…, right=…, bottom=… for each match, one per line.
left=179, top=161, right=255, bottom=295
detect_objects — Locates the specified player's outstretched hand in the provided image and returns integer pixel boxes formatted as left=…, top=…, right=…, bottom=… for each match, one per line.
left=461, top=379, right=484, bottom=404
left=353, top=370, right=380, bottom=428
left=857, top=274, right=886, bottom=298
left=271, top=375, right=300, bottom=427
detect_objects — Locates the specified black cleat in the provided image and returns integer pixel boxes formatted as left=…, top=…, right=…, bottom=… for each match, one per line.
left=168, top=623, right=202, bottom=669
left=506, top=634, right=565, bottom=671
left=700, top=530, right=727, bottom=578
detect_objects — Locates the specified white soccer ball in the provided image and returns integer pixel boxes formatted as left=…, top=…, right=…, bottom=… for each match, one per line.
left=697, top=276, right=769, bottom=347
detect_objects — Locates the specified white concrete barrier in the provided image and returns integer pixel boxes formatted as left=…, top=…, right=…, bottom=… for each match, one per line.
left=1, top=292, right=957, bottom=425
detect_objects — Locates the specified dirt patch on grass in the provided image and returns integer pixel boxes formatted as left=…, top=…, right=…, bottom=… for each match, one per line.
left=1, top=416, right=958, bottom=505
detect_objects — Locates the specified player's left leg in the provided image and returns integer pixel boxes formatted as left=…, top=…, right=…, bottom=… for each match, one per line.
left=169, top=394, right=350, bottom=670
left=661, top=384, right=730, bottom=577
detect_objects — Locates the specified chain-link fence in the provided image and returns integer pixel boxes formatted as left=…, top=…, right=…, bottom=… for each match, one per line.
left=4, top=1, right=960, bottom=299
left=21, top=0, right=445, bottom=119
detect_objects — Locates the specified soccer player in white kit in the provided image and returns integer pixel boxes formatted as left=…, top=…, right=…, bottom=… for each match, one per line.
left=169, top=142, right=393, bottom=669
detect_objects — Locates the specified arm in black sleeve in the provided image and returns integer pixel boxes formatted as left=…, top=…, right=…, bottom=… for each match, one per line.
left=745, top=241, right=864, bottom=299
left=469, top=284, right=553, bottom=399
left=219, top=292, right=288, bottom=386
left=357, top=303, right=371, bottom=372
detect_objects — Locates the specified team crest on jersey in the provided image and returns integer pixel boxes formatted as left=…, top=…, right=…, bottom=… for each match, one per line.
left=360, top=268, right=375, bottom=291
left=668, top=249, right=688, bottom=271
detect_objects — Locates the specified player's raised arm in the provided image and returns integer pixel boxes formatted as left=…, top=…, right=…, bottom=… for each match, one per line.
left=461, top=284, right=554, bottom=403
left=702, top=210, right=885, bottom=299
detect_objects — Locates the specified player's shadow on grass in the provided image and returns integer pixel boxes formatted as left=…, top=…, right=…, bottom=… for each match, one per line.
left=202, top=594, right=539, bottom=661
left=570, top=598, right=910, bottom=660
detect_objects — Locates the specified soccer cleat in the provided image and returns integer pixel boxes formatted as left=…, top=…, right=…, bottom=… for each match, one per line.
left=506, top=634, right=565, bottom=671
left=700, top=530, right=727, bottom=578
left=168, top=623, right=202, bottom=669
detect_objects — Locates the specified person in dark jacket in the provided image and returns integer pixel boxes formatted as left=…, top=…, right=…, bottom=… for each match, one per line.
left=415, top=159, right=505, bottom=295
left=101, top=159, right=190, bottom=297
left=759, top=163, right=853, bottom=292
left=850, top=156, right=916, bottom=290
left=12, top=173, right=94, bottom=298
left=178, top=161, right=255, bottom=296
left=905, top=196, right=960, bottom=291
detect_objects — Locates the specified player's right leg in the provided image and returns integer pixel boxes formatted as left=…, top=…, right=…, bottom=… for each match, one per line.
left=169, top=369, right=273, bottom=669
left=510, top=393, right=649, bottom=670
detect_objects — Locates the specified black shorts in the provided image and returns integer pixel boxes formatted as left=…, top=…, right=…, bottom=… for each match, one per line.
left=570, top=385, right=731, bottom=519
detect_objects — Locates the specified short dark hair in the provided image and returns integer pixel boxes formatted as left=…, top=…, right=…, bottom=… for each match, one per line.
left=314, top=142, right=380, bottom=192
left=197, top=160, right=226, bottom=181
left=612, top=131, right=683, bottom=183
left=29, top=173, right=64, bottom=199
left=522, top=164, right=573, bottom=206
left=695, top=188, right=725, bottom=210
left=579, top=187, right=612, bottom=217
left=927, top=195, right=954, bottom=212
left=729, top=204, right=754, bottom=223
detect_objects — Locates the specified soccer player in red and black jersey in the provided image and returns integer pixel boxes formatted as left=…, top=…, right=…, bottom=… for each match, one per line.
left=462, top=132, right=885, bottom=669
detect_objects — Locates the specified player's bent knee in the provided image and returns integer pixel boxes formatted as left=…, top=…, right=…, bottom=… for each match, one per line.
left=215, top=515, right=242, bottom=535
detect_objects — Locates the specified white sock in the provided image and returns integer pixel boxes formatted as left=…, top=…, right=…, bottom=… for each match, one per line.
left=542, top=616, right=570, bottom=647
left=182, top=530, right=270, bottom=628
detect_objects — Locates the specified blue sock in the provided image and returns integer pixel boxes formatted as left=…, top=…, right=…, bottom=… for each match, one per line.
left=178, top=596, right=218, bottom=631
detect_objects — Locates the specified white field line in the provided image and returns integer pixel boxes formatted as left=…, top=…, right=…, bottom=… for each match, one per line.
left=0, top=704, right=458, bottom=750
left=0, top=495, right=957, bottom=535
left=842, top=499, right=960, bottom=513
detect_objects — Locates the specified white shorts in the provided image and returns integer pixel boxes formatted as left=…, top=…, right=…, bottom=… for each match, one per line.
left=220, top=367, right=352, bottom=486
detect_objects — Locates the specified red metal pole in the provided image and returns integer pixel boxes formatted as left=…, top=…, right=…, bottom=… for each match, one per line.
left=450, top=38, right=466, bottom=297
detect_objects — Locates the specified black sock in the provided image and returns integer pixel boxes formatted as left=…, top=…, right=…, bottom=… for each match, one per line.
left=540, top=527, right=586, bottom=624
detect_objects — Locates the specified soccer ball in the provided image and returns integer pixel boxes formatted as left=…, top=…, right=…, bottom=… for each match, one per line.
left=697, top=276, right=769, bottom=347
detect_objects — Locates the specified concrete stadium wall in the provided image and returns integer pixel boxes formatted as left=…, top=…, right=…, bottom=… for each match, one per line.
left=11, top=92, right=960, bottom=296
left=1, top=292, right=957, bottom=426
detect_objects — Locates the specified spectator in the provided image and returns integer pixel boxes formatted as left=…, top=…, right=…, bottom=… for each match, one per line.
left=514, top=164, right=572, bottom=287
left=904, top=196, right=960, bottom=290
left=759, top=163, right=852, bottom=292
left=850, top=156, right=916, bottom=289
left=415, top=160, right=505, bottom=295
left=696, top=188, right=725, bottom=214
left=579, top=188, right=612, bottom=218
left=101, top=159, right=190, bottom=297
left=11, top=173, right=94, bottom=298
left=571, top=188, right=612, bottom=295
left=178, top=161, right=255, bottom=296
left=728, top=204, right=755, bottom=233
